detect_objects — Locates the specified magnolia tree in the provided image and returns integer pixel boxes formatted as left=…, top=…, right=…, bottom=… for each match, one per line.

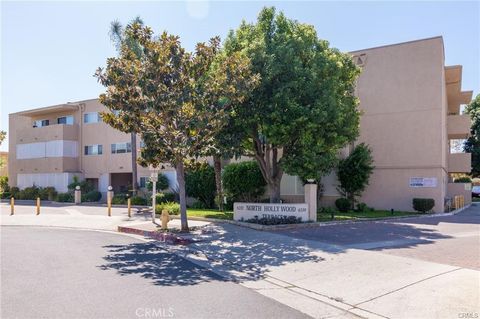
left=96, top=22, right=257, bottom=231
left=224, top=7, right=361, bottom=202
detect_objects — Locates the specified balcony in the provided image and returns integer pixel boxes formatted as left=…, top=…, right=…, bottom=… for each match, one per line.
left=16, top=124, right=79, bottom=144
left=448, top=152, right=471, bottom=173
left=447, top=114, right=471, bottom=139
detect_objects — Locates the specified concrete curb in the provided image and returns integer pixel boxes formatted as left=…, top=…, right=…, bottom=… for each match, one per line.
left=169, top=204, right=472, bottom=231
left=117, top=225, right=196, bottom=245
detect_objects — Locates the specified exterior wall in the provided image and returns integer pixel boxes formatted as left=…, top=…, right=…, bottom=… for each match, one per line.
left=447, top=183, right=472, bottom=206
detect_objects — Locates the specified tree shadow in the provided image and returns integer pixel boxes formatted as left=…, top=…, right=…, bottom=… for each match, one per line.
left=98, top=242, right=223, bottom=286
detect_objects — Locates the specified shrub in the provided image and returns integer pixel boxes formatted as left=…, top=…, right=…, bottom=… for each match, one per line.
left=130, top=196, right=147, bottom=206
left=412, top=198, right=435, bottom=213
left=190, top=201, right=207, bottom=209
left=38, top=187, right=57, bottom=201
left=82, top=190, right=102, bottom=202
left=356, top=202, right=369, bottom=213
left=318, top=207, right=337, bottom=220
left=335, top=198, right=351, bottom=212
left=156, top=192, right=176, bottom=204
left=111, top=194, right=127, bottom=205
left=68, top=176, right=94, bottom=193
left=454, top=176, right=472, bottom=183
left=10, top=187, right=20, bottom=198
left=1, top=192, right=11, bottom=199
left=244, top=215, right=301, bottom=225
left=155, top=201, right=180, bottom=215
left=56, top=192, right=73, bottom=202
left=222, top=161, right=266, bottom=203
left=146, top=173, right=170, bottom=192
left=185, top=162, right=216, bottom=209
left=0, top=176, right=9, bottom=192
left=18, top=185, right=40, bottom=200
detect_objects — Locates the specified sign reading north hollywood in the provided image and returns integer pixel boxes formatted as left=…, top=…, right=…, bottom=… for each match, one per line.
left=233, top=202, right=309, bottom=221
left=409, top=177, right=438, bottom=188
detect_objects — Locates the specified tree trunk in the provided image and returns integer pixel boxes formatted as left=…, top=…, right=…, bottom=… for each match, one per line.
left=130, top=133, right=138, bottom=195
left=176, top=161, right=189, bottom=232
left=269, top=180, right=282, bottom=203
left=213, top=155, right=223, bottom=211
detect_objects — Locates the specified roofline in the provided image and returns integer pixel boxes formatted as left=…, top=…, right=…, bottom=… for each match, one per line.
left=10, top=98, right=99, bottom=116
left=349, top=36, right=444, bottom=54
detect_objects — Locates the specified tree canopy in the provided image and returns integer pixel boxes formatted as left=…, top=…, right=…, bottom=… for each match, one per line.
left=464, top=94, right=480, bottom=177
left=224, top=7, right=361, bottom=202
left=95, top=22, right=258, bottom=230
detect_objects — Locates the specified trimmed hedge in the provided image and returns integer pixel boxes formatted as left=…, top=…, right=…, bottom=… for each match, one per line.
left=131, top=196, right=147, bottom=206
left=412, top=198, right=435, bottom=213
left=56, top=192, right=73, bottom=202
left=335, top=198, right=351, bottom=212
left=222, top=161, right=266, bottom=204
left=244, top=215, right=302, bottom=225
left=82, top=190, right=102, bottom=202
left=454, top=176, right=472, bottom=183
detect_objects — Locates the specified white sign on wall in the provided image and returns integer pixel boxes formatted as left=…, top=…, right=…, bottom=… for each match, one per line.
left=409, top=177, right=438, bottom=188
left=233, top=202, right=309, bottom=221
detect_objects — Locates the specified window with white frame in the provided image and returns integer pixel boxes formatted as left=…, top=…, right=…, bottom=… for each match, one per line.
left=84, top=144, right=103, bottom=155
left=33, top=119, right=49, bottom=127
left=57, top=115, right=74, bottom=125
left=83, top=112, right=101, bottom=124
left=111, top=142, right=131, bottom=154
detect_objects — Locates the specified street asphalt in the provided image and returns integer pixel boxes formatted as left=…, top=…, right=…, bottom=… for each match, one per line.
left=0, top=226, right=307, bottom=319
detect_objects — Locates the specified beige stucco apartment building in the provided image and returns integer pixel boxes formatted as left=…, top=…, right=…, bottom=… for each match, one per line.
left=8, top=36, right=473, bottom=212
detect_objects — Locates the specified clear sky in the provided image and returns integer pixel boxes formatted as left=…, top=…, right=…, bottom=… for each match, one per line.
left=1, top=1, right=479, bottom=151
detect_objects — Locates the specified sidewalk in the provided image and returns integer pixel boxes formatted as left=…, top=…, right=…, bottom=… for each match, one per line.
left=150, top=222, right=479, bottom=319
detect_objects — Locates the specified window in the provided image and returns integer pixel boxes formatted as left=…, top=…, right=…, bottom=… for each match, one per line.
left=57, top=115, right=74, bottom=125
left=111, top=142, right=131, bottom=154
left=83, top=112, right=101, bottom=124
left=84, top=145, right=103, bottom=155
left=33, top=119, right=49, bottom=128
left=139, top=177, right=149, bottom=188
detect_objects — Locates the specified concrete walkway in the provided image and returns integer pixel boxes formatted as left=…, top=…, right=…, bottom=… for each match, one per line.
left=0, top=202, right=209, bottom=231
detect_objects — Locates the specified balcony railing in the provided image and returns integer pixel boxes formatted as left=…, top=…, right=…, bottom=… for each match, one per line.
left=447, top=114, right=471, bottom=139
left=16, top=124, right=79, bottom=144
left=448, top=152, right=471, bottom=173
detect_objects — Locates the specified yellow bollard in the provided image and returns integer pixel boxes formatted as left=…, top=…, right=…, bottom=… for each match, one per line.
left=127, top=198, right=131, bottom=218
left=36, top=197, right=40, bottom=215
left=10, top=197, right=14, bottom=215
left=107, top=199, right=112, bottom=217
left=161, top=209, right=170, bottom=230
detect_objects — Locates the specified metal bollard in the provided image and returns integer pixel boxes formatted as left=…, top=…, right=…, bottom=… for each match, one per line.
left=10, top=197, right=14, bottom=215
left=127, top=198, right=131, bottom=218
left=107, top=199, right=112, bottom=217
left=36, top=197, right=40, bottom=215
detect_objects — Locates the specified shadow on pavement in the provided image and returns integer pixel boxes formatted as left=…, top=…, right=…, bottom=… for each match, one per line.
left=99, top=242, right=223, bottom=286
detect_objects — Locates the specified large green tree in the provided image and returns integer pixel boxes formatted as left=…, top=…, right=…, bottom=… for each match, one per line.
left=96, top=22, right=257, bottom=231
left=224, top=7, right=361, bottom=202
left=0, top=131, right=5, bottom=169
left=464, top=94, right=480, bottom=177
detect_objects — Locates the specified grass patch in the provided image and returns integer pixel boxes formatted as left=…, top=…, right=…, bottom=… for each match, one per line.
left=187, top=209, right=233, bottom=220
left=317, top=210, right=417, bottom=222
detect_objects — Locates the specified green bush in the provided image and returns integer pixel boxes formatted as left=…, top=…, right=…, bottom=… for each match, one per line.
left=156, top=192, right=176, bottom=204
left=130, top=196, right=147, bottom=206
left=82, top=190, right=102, bottom=202
left=18, top=185, right=40, bottom=200
left=318, top=207, right=337, bottom=219
left=0, top=176, right=9, bottom=192
left=146, top=173, right=170, bottom=191
left=155, top=201, right=180, bottom=215
left=190, top=201, right=207, bottom=209
left=335, top=198, right=351, bottom=212
left=412, top=198, right=435, bottom=213
left=185, top=162, right=216, bottom=209
left=244, top=215, right=302, bottom=225
left=111, top=194, right=127, bottom=205
left=10, top=187, right=20, bottom=198
left=68, top=176, right=94, bottom=193
left=356, top=202, right=369, bottom=213
left=1, top=192, right=11, bottom=199
left=454, top=176, right=472, bottom=183
left=38, top=187, right=57, bottom=201
left=222, top=161, right=266, bottom=203
left=56, top=192, right=73, bottom=202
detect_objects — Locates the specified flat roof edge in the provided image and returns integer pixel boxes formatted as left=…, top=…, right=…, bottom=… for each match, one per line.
left=349, top=36, right=443, bottom=54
